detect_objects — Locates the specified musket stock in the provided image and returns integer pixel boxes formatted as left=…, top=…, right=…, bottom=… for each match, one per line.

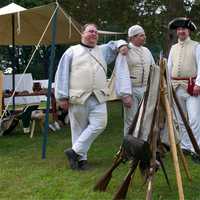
left=93, top=154, right=123, bottom=192
left=113, top=160, right=139, bottom=200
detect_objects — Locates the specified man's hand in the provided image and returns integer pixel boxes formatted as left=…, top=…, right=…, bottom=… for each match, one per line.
left=193, top=85, right=200, bottom=96
left=122, top=95, right=133, bottom=108
left=58, top=99, right=69, bottom=111
left=119, top=45, right=128, bottom=55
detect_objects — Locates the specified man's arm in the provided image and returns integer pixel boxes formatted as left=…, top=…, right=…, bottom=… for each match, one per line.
left=100, top=40, right=127, bottom=64
left=54, top=48, right=73, bottom=110
left=193, top=44, right=200, bottom=96
left=115, top=54, right=133, bottom=108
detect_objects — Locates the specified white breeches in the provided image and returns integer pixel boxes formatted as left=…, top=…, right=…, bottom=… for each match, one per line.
left=175, top=86, right=200, bottom=152
left=123, top=86, right=145, bottom=136
left=68, top=96, right=107, bottom=160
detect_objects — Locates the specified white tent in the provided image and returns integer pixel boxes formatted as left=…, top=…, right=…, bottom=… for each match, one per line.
left=0, top=3, right=26, bottom=15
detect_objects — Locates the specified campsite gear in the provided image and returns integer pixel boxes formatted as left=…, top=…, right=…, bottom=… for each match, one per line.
left=18, top=104, right=39, bottom=133
left=0, top=104, right=39, bottom=136
left=0, top=113, right=19, bottom=136
left=93, top=64, right=161, bottom=199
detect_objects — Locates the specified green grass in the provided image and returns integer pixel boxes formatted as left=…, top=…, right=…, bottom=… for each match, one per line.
left=0, top=101, right=200, bottom=200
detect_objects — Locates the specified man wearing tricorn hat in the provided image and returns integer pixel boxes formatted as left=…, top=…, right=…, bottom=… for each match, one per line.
left=168, top=17, right=200, bottom=157
left=115, top=25, right=155, bottom=136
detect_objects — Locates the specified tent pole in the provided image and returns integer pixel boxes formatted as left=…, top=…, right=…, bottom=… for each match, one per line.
left=42, top=7, right=58, bottom=159
left=11, top=13, right=16, bottom=110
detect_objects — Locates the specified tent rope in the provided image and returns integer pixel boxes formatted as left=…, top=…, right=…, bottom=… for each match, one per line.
left=59, top=6, right=82, bottom=36
left=17, top=12, right=21, bottom=35
left=1, top=3, right=59, bottom=120
left=68, top=16, right=72, bottom=39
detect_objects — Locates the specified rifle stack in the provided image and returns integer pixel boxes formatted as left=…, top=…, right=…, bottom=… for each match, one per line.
left=93, top=59, right=200, bottom=200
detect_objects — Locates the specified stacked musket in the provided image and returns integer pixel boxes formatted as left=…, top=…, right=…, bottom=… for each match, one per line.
left=94, top=58, right=200, bottom=200
left=94, top=64, right=161, bottom=199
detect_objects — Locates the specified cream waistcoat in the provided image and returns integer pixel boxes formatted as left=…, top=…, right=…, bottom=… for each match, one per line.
left=69, top=44, right=107, bottom=104
left=171, top=38, right=198, bottom=88
left=126, top=45, right=153, bottom=86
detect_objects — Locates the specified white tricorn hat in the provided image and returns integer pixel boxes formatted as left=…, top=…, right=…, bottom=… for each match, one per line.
left=128, top=25, right=145, bottom=37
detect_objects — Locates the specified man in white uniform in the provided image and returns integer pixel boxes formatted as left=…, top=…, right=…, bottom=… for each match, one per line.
left=55, top=23, right=127, bottom=170
left=115, top=25, right=155, bottom=136
left=168, top=17, right=200, bottom=158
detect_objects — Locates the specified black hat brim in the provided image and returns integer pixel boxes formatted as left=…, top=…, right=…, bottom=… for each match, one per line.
left=168, top=17, right=197, bottom=31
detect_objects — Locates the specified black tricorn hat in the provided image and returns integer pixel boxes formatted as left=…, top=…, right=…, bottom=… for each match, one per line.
left=168, top=17, right=197, bottom=31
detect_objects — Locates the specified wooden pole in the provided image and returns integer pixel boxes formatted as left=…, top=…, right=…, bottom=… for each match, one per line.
left=177, top=144, right=192, bottom=182
left=161, top=89, right=184, bottom=200
left=159, top=56, right=184, bottom=200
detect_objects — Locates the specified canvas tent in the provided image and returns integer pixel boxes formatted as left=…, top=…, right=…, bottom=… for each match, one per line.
left=0, top=2, right=81, bottom=45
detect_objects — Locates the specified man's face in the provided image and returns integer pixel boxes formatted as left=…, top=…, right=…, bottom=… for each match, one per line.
left=176, top=27, right=190, bottom=41
left=82, top=25, right=98, bottom=46
left=131, top=33, right=146, bottom=47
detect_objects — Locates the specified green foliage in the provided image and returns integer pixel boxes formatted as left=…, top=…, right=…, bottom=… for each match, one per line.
left=0, top=101, right=200, bottom=199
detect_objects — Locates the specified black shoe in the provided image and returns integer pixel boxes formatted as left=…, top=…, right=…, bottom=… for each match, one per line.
left=64, top=148, right=79, bottom=170
left=78, top=160, right=89, bottom=171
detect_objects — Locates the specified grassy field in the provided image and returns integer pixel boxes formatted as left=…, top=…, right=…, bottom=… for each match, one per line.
left=0, top=101, right=200, bottom=200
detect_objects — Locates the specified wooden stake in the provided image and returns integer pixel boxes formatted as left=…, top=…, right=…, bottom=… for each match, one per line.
left=161, top=91, right=184, bottom=200
left=177, top=144, right=192, bottom=182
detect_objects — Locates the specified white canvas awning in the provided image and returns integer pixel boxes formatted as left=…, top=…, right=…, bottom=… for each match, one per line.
left=0, top=3, right=26, bottom=15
